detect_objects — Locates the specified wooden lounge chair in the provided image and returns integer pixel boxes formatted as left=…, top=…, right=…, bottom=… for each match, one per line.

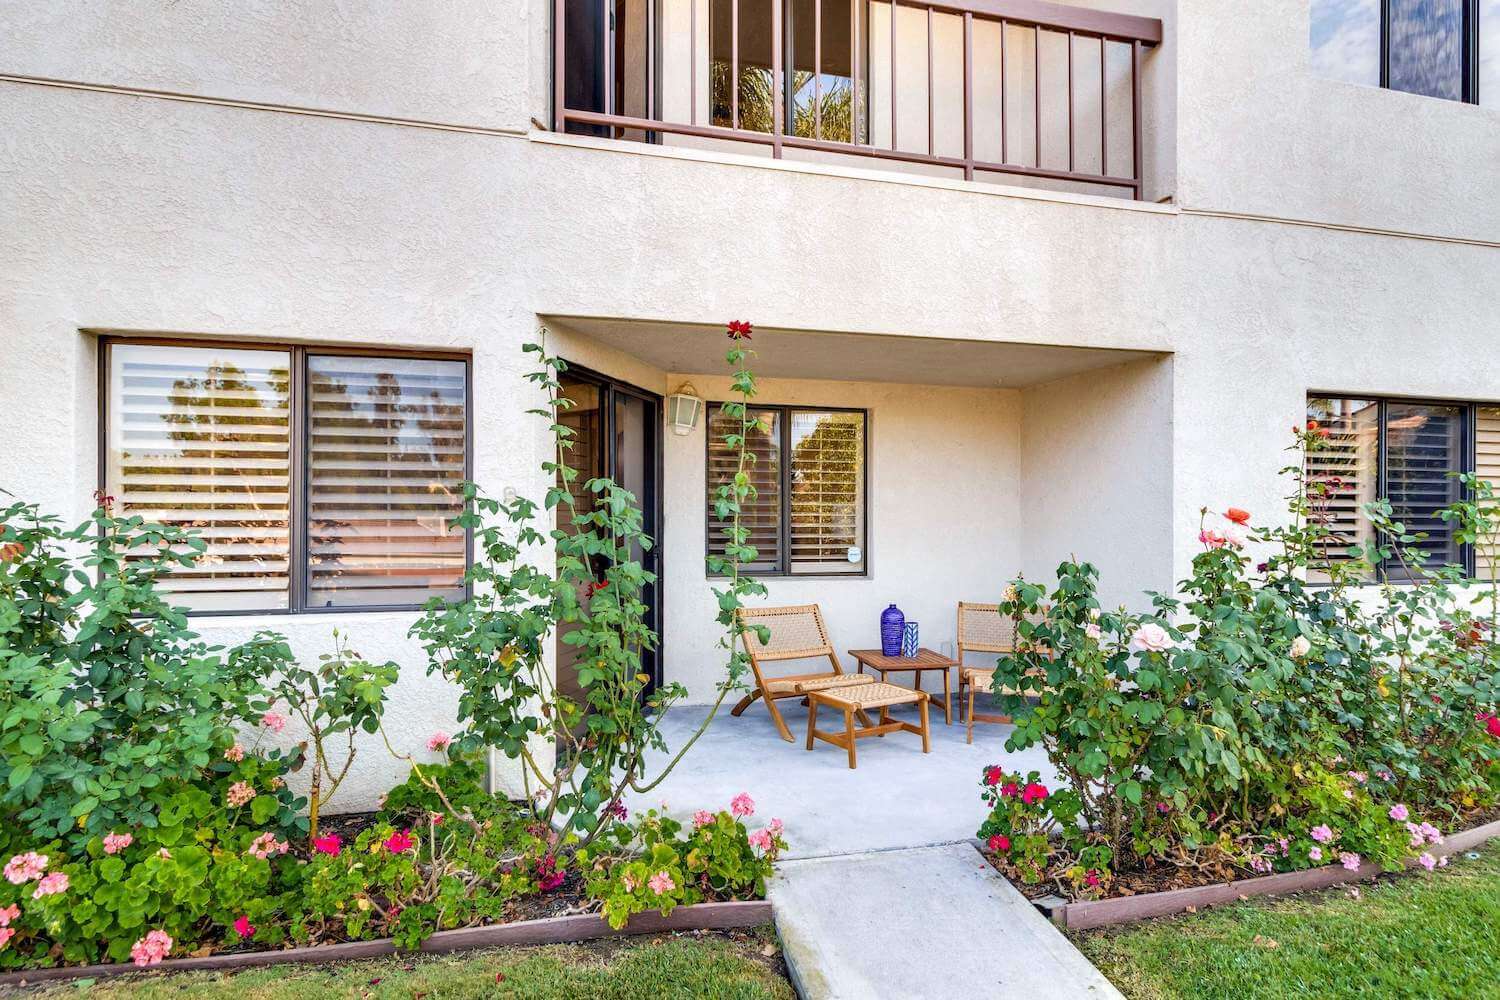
left=956, top=602, right=1045, bottom=744
left=732, top=604, right=874, bottom=742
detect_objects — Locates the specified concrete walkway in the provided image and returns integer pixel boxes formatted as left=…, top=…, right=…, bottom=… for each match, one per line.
left=770, top=843, right=1124, bottom=1000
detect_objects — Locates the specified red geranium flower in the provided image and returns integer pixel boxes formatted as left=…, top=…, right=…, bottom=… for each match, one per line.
left=983, top=766, right=1003, bottom=787
left=1000, top=782, right=1021, bottom=798
left=383, top=829, right=415, bottom=854
left=1020, top=783, right=1050, bottom=805
left=726, top=320, right=753, bottom=340
left=312, top=834, right=342, bottom=857
left=987, top=834, right=1011, bottom=853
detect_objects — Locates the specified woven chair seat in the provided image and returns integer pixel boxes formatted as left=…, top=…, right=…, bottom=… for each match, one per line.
left=807, top=681, right=927, bottom=710
left=764, top=673, right=874, bottom=696
left=960, top=666, right=996, bottom=684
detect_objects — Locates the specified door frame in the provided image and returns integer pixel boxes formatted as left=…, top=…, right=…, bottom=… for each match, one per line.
left=559, top=362, right=665, bottom=696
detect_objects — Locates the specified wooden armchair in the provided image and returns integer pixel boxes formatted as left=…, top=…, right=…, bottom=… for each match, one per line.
left=956, top=602, right=1047, bottom=744
left=731, top=604, right=874, bottom=742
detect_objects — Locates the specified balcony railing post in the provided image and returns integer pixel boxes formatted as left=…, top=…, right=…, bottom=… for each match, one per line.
left=815, top=0, right=823, bottom=140
left=773, top=0, right=784, bottom=154
left=732, top=0, right=740, bottom=128
left=963, top=11, right=973, bottom=180
left=1100, top=36, right=1108, bottom=176
left=1131, top=38, right=1143, bottom=199
left=890, top=1, right=898, bottom=151
left=927, top=5, right=935, bottom=157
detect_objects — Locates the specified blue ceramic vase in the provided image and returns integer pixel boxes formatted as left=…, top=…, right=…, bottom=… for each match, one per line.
left=902, top=622, right=920, bottom=657
left=880, top=604, right=905, bottom=656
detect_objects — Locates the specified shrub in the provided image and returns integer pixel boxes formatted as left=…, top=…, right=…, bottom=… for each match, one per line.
left=578, top=795, right=786, bottom=930
left=980, top=427, right=1499, bottom=890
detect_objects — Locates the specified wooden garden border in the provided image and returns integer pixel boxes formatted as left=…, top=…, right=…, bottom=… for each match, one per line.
left=0, top=899, right=773, bottom=985
left=1057, top=817, right=1500, bottom=930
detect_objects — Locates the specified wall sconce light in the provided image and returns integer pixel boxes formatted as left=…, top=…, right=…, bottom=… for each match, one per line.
left=667, top=382, right=703, bottom=436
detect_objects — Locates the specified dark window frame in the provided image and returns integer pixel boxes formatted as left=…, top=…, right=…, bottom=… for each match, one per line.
left=704, top=401, right=870, bottom=578
left=98, top=335, right=474, bottom=617
left=1307, top=391, right=1484, bottom=581
left=1378, top=0, right=1484, bottom=104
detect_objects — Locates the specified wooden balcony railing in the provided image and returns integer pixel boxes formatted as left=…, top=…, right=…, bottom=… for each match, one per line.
left=554, top=0, right=1162, bottom=198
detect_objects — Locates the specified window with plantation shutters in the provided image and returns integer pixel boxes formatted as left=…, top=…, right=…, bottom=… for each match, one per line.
left=707, top=405, right=782, bottom=572
left=1307, top=394, right=1492, bottom=583
left=1477, top=407, right=1500, bottom=580
left=107, top=344, right=293, bottom=612
left=789, top=411, right=865, bottom=574
left=103, top=340, right=469, bottom=614
left=705, top=404, right=866, bottom=576
left=306, top=356, right=467, bottom=609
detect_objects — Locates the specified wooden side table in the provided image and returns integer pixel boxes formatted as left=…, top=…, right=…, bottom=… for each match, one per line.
left=846, top=648, right=959, bottom=725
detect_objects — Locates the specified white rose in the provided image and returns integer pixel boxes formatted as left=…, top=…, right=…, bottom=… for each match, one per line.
left=1129, top=622, right=1174, bottom=653
left=1289, top=635, right=1311, bottom=659
left=1001, top=584, right=1019, bottom=603
left=1084, top=623, right=1102, bottom=641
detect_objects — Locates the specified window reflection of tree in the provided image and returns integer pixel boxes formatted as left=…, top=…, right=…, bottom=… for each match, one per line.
left=161, top=362, right=290, bottom=591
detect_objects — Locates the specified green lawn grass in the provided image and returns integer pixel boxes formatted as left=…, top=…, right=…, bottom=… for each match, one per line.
left=1077, top=839, right=1500, bottom=1000
left=23, top=927, right=793, bottom=1000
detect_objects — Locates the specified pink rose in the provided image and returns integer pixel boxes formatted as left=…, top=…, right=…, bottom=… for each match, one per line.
left=730, top=793, right=755, bottom=818
left=1129, top=623, right=1173, bottom=653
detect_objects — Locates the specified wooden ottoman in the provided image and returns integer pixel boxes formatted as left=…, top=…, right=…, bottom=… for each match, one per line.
left=804, top=682, right=931, bottom=769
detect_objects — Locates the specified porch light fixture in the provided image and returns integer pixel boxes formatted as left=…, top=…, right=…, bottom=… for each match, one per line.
left=667, top=382, right=703, bottom=436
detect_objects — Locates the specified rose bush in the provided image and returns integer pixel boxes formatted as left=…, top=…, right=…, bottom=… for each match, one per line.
left=979, top=427, right=1499, bottom=894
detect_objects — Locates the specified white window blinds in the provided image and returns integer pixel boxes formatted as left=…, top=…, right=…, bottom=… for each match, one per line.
left=306, top=356, right=467, bottom=609
left=1478, top=407, right=1500, bottom=579
left=789, top=410, right=865, bottom=573
left=106, top=344, right=293, bottom=612
left=707, top=406, right=782, bottom=572
left=1305, top=397, right=1379, bottom=581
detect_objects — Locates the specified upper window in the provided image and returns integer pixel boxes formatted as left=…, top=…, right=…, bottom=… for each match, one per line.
left=104, top=340, right=469, bottom=614
left=1311, top=0, right=1500, bottom=108
left=706, top=404, right=867, bottom=575
left=1306, top=395, right=1499, bottom=581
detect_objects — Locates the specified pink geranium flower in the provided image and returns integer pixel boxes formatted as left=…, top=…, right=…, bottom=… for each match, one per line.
left=247, top=832, right=289, bottom=860
left=130, top=929, right=172, bottom=967
left=102, top=832, right=133, bottom=855
left=1388, top=804, right=1409, bottom=822
left=1310, top=824, right=1334, bottom=844
left=260, top=710, right=287, bottom=733
left=224, top=743, right=245, bottom=763
left=0, top=904, right=19, bottom=927
left=383, top=829, right=415, bottom=854
left=233, top=915, right=256, bottom=938
left=692, top=810, right=715, bottom=829
left=1308, top=846, right=1323, bottom=862
left=0, top=927, right=13, bottom=950
left=730, top=793, right=755, bottom=818
left=748, top=829, right=773, bottom=852
left=1340, top=852, right=1362, bottom=872
left=4, top=852, right=46, bottom=885
left=1418, top=853, right=1437, bottom=871
left=312, top=834, right=342, bottom=857
left=648, top=871, right=675, bottom=895
left=226, top=781, right=256, bottom=808
left=426, top=731, right=452, bottom=752
left=31, top=872, right=67, bottom=899
left=768, top=818, right=785, bottom=837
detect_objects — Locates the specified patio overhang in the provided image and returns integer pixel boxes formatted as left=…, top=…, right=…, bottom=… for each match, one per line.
left=547, top=316, right=1163, bottom=388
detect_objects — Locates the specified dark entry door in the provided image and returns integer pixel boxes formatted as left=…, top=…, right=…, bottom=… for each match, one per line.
left=555, top=367, right=663, bottom=702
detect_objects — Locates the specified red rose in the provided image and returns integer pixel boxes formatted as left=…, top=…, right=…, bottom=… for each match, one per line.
left=1225, top=508, right=1251, bottom=525
left=726, top=320, right=753, bottom=340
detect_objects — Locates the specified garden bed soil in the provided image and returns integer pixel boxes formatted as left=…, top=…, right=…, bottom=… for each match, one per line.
left=985, top=815, right=1500, bottom=931
left=0, top=901, right=775, bottom=986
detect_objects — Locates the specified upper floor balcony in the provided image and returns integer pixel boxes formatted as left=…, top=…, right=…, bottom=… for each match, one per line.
left=552, top=0, right=1166, bottom=200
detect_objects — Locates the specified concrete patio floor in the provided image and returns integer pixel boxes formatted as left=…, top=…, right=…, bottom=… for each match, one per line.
left=622, top=698, right=1059, bottom=859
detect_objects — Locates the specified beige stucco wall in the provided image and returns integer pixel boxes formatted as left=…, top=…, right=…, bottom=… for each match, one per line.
left=3, top=0, right=1499, bottom=808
